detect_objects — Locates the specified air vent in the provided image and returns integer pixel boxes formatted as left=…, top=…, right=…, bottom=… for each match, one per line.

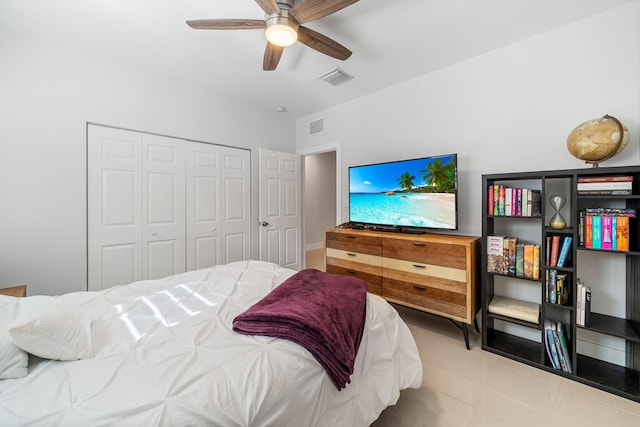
left=318, top=68, right=354, bottom=86
left=310, top=119, right=323, bottom=135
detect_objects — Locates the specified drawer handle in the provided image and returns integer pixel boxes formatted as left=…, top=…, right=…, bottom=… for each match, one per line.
left=346, top=236, right=356, bottom=239
left=412, top=264, right=426, bottom=269
left=413, top=242, right=426, bottom=247
left=413, top=285, right=426, bottom=291
left=347, top=271, right=357, bottom=275
left=347, top=253, right=357, bottom=257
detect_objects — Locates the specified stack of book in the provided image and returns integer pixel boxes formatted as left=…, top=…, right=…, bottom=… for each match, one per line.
left=578, top=208, right=635, bottom=251
left=576, top=279, right=591, bottom=327
left=488, top=185, right=541, bottom=217
left=577, top=175, right=633, bottom=195
left=545, top=235, right=572, bottom=267
left=546, top=269, right=569, bottom=305
left=486, top=235, right=540, bottom=279
left=544, top=319, right=572, bottom=373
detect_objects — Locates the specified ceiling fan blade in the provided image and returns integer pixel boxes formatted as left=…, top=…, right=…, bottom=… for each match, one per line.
left=263, top=42, right=284, bottom=71
left=290, top=0, right=358, bottom=24
left=297, top=26, right=352, bottom=60
left=255, top=0, right=281, bottom=15
left=186, top=19, right=266, bottom=30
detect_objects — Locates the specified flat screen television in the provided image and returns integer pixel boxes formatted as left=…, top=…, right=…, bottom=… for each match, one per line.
left=348, top=153, right=458, bottom=232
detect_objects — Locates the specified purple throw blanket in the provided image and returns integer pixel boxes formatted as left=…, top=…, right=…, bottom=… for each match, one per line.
left=232, top=269, right=368, bottom=390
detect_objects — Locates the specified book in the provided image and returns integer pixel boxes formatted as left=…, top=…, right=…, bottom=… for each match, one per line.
left=548, top=269, right=557, bottom=303
left=530, top=190, right=541, bottom=216
left=578, top=175, right=633, bottom=183
left=580, top=283, right=587, bottom=326
left=585, top=215, right=593, bottom=248
left=577, top=182, right=633, bottom=191
left=585, top=286, right=591, bottom=327
left=578, top=189, right=633, bottom=196
left=601, top=216, right=613, bottom=250
left=521, top=188, right=528, bottom=216
left=545, top=236, right=552, bottom=266
left=556, top=273, right=569, bottom=305
left=578, top=211, right=585, bottom=247
left=544, top=320, right=561, bottom=370
left=611, top=216, right=617, bottom=250
left=515, top=244, right=524, bottom=277
left=488, top=185, right=494, bottom=215
left=556, top=321, right=573, bottom=373
left=591, top=215, right=602, bottom=249
left=557, top=236, right=572, bottom=267
left=576, top=280, right=583, bottom=326
left=487, top=236, right=505, bottom=273
left=616, top=216, right=630, bottom=251
left=524, top=244, right=534, bottom=278
left=505, top=187, right=512, bottom=216
left=493, top=184, right=499, bottom=216
left=551, top=325, right=568, bottom=372
left=488, top=296, right=540, bottom=323
left=532, top=244, right=540, bottom=280
left=515, top=188, right=522, bottom=216
left=507, top=237, right=517, bottom=276
left=550, top=235, right=561, bottom=267
left=498, top=186, right=505, bottom=216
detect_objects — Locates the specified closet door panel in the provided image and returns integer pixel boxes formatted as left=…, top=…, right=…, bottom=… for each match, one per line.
left=88, top=125, right=142, bottom=291
left=186, top=142, right=222, bottom=270
left=142, top=134, right=186, bottom=279
left=221, top=147, right=251, bottom=262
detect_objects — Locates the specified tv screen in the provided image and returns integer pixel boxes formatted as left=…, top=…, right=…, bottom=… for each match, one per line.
left=348, top=153, right=458, bottom=231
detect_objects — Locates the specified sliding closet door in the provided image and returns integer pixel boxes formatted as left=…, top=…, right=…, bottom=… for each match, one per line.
left=220, top=147, right=251, bottom=263
left=142, top=134, right=186, bottom=280
left=88, top=126, right=143, bottom=291
left=186, top=142, right=222, bottom=270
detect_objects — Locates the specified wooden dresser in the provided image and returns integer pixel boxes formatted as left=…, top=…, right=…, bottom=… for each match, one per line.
left=325, top=228, right=480, bottom=348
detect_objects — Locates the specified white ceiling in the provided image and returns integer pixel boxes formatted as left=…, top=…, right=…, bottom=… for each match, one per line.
left=2, top=0, right=634, bottom=118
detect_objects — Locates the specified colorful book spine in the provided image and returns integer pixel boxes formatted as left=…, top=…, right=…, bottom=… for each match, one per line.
left=515, top=244, right=524, bottom=277
left=493, top=185, right=499, bottom=216
left=616, top=216, right=629, bottom=251
left=556, top=321, right=573, bottom=373
left=601, top=216, right=613, bottom=250
left=585, top=216, right=593, bottom=248
left=532, top=245, right=540, bottom=280
left=557, top=236, right=572, bottom=267
left=508, top=237, right=517, bottom=276
left=524, top=244, right=534, bottom=278
left=488, top=185, right=494, bottom=215
left=611, top=217, right=617, bottom=250
left=505, top=187, right=512, bottom=216
left=515, top=188, right=522, bottom=216
left=591, top=215, right=602, bottom=249
left=550, top=235, right=560, bottom=267
left=498, top=186, right=505, bottom=216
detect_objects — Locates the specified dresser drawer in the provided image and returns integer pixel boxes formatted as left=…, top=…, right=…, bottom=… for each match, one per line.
left=326, top=265, right=383, bottom=296
left=383, top=277, right=467, bottom=320
left=326, top=232, right=382, bottom=256
left=382, top=238, right=467, bottom=269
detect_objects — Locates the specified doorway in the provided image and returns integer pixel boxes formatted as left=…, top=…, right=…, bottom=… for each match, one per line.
left=300, top=143, right=341, bottom=270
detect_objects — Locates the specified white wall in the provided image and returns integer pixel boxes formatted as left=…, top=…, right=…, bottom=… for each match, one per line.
left=0, top=30, right=296, bottom=296
left=296, top=2, right=640, bottom=238
left=295, top=2, right=640, bottom=365
left=303, top=151, right=336, bottom=250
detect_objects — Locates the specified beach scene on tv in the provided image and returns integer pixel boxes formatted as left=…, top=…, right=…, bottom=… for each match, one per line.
left=349, top=155, right=457, bottom=229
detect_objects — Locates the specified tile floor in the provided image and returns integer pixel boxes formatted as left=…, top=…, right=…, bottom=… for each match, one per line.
left=306, top=249, right=640, bottom=427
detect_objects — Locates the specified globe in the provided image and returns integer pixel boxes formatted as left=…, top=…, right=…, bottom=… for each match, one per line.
left=566, top=115, right=629, bottom=167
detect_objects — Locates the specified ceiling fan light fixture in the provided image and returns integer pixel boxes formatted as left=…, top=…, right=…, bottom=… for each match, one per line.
left=265, top=14, right=298, bottom=47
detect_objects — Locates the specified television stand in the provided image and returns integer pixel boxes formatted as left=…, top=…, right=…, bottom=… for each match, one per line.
left=325, top=228, right=481, bottom=349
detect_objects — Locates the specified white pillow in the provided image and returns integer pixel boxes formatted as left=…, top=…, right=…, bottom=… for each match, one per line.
left=0, top=298, right=28, bottom=379
left=9, top=296, right=93, bottom=361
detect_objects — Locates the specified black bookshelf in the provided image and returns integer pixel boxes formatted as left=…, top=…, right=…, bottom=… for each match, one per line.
left=481, top=165, right=640, bottom=403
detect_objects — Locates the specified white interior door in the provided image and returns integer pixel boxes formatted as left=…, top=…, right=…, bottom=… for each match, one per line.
left=142, top=134, right=186, bottom=280
left=87, top=126, right=143, bottom=291
left=186, top=142, right=221, bottom=270
left=259, top=149, right=302, bottom=270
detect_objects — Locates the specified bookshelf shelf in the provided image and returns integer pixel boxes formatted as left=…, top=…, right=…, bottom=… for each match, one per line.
left=577, top=313, right=640, bottom=343
left=482, top=165, right=640, bottom=403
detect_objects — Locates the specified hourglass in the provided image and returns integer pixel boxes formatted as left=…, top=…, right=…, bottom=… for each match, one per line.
left=549, top=195, right=567, bottom=229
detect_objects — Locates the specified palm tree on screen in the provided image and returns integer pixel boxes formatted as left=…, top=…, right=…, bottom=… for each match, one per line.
left=396, top=172, right=415, bottom=191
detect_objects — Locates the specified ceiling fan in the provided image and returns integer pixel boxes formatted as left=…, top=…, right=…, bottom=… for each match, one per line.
left=186, top=0, right=357, bottom=71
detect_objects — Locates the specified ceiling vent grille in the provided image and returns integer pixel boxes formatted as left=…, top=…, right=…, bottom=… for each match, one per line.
left=318, top=68, right=354, bottom=86
left=310, top=119, right=324, bottom=135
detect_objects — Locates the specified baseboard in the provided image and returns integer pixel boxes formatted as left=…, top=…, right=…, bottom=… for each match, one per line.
left=305, top=242, right=324, bottom=252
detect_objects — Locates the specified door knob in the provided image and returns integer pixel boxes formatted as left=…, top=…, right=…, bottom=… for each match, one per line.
left=260, top=221, right=269, bottom=227
left=151, top=232, right=157, bottom=236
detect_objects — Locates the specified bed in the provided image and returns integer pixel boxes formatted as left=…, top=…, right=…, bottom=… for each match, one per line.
left=0, top=260, right=422, bottom=426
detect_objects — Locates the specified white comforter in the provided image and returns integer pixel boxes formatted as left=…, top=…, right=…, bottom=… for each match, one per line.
left=0, top=261, right=422, bottom=426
